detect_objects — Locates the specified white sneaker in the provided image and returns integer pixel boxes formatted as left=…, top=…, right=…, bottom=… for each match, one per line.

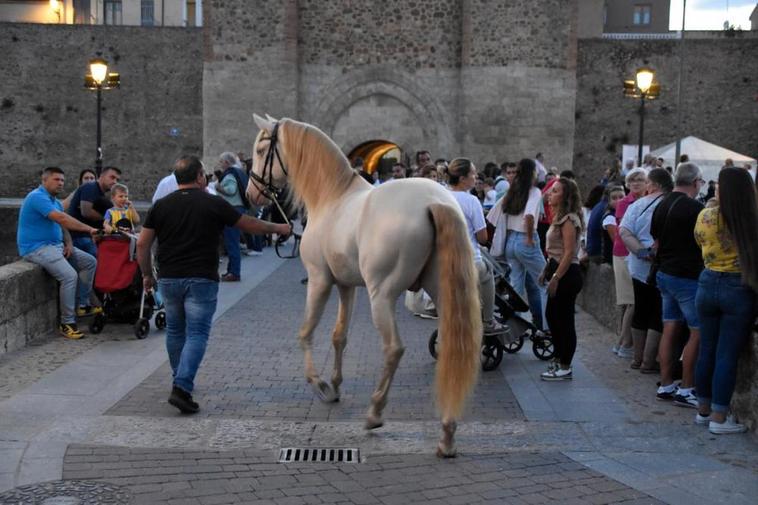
left=616, top=346, right=634, bottom=359
left=483, top=320, right=506, bottom=336
left=541, top=367, right=572, bottom=381
left=709, top=415, right=747, bottom=435
left=611, top=345, right=621, bottom=355
left=694, top=413, right=710, bottom=426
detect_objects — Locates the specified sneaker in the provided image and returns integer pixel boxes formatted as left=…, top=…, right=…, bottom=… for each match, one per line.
left=76, top=306, right=103, bottom=317
left=673, top=389, right=698, bottom=409
left=616, top=346, right=634, bottom=359
left=656, top=383, right=677, bottom=401
left=483, top=320, right=506, bottom=336
left=415, top=311, right=438, bottom=320
left=611, top=344, right=621, bottom=355
left=694, top=413, right=710, bottom=426
left=541, top=367, right=572, bottom=381
left=221, top=273, right=240, bottom=282
left=59, top=323, right=84, bottom=340
left=168, top=386, right=199, bottom=414
left=709, top=416, right=747, bottom=435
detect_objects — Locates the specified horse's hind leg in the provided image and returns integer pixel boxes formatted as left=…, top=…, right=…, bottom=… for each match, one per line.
left=365, top=292, right=405, bottom=430
left=330, top=286, right=355, bottom=401
left=298, top=274, right=335, bottom=402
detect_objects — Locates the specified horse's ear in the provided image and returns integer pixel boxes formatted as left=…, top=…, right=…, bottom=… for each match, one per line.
left=265, top=113, right=278, bottom=122
left=253, top=113, right=274, bottom=133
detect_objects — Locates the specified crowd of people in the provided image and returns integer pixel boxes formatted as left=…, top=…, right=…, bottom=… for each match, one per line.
left=15, top=146, right=758, bottom=421
left=365, top=149, right=757, bottom=434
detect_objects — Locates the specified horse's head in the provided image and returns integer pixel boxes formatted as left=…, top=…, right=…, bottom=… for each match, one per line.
left=247, top=113, right=288, bottom=206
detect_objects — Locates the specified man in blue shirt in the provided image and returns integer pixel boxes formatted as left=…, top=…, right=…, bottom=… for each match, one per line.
left=67, top=166, right=121, bottom=257
left=18, top=167, right=100, bottom=339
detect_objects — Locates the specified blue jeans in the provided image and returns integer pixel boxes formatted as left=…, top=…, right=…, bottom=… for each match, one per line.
left=656, top=271, right=700, bottom=329
left=222, top=206, right=245, bottom=277
left=24, top=244, right=97, bottom=324
left=72, top=236, right=97, bottom=259
left=695, top=269, right=756, bottom=413
left=159, top=278, right=219, bottom=393
left=505, top=231, right=546, bottom=329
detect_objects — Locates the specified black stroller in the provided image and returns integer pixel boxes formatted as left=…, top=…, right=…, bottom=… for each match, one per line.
left=428, top=249, right=554, bottom=371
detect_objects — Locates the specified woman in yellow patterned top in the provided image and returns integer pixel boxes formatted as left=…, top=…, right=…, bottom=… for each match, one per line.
left=693, top=167, right=758, bottom=435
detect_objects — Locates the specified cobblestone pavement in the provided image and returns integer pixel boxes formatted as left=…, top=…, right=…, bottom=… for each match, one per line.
left=53, top=445, right=658, bottom=505
left=1, top=254, right=756, bottom=505
left=107, top=259, right=522, bottom=423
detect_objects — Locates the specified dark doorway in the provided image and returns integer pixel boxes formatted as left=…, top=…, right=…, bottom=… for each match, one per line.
left=348, top=140, right=402, bottom=175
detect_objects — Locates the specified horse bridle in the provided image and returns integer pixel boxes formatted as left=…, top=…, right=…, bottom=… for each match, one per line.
left=249, top=121, right=302, bottom=259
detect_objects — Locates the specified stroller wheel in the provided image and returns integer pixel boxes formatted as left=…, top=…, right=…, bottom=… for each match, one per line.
left=481, top=344, right=503, bottom=371
left=89, top=313, right=105, bottom=334
left=503, top=335, right=524, bottom=354
left=532, top=333, right=555, bottom=361
left=428, top=330, right=439, bottom=360
left=154, top=311, right=167, bottom=330
left=134, top=318, right=150, bottom=339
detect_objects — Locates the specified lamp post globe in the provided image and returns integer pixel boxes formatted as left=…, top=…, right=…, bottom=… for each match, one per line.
left=631, top=67, right=657, bottom=167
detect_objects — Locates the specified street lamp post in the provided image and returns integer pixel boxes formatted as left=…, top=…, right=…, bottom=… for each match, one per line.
left=624, top=67, right=660, bottom=167
left=84, top=58, right=120, bottom=175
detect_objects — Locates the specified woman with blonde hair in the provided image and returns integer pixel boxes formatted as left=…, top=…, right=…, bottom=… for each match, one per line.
left=694, top=167, right=758, bottom=434
left=539, top=177, right=584, bottom=380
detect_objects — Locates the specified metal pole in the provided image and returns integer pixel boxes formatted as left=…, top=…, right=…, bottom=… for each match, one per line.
left=96, top=85, right=103, bottom=175
left=674, top=0, right=687, bottom=165
left=638, top=95, right=645, bottom=167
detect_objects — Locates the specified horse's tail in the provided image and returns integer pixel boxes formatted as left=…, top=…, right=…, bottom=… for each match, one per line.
left=428, top=203, right=482, bottom=420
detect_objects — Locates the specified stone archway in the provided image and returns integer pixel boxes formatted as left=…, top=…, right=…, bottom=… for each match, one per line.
left=311, top=66, right=456, bottom=158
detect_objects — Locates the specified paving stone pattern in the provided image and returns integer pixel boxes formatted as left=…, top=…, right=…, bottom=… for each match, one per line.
left=61, top=444, right=662, bottom=505
left=107, top=260, right=522, bottom=422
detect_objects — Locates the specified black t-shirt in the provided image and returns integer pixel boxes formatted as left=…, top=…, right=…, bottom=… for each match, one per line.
left=67, top=181, right=112, bottom=237
left=650, top=191, right=704, bottom=280
left=143, top=188, right=242, bottom=281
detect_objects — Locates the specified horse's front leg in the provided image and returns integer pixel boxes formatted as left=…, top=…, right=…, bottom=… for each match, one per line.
left=365, top=292, right=405, bottom=429
left=298, top=274, right=335, bottom=402
left=330, top=285, right=355, bottom=401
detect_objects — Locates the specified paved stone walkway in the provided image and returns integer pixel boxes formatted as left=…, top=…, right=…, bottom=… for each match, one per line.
left=0, top=247, right=756, bottom=505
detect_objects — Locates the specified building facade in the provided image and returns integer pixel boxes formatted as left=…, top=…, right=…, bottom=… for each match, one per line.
left=603, top=0, right=671, bottom=34
left=0, top=0, right=202, bottom=26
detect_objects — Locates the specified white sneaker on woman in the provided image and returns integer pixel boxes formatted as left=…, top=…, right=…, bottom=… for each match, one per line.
left=709, top=416, right=747, bottom=435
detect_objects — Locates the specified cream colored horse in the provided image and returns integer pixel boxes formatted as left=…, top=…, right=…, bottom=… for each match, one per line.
left=246, top=115, right=481, bottom=457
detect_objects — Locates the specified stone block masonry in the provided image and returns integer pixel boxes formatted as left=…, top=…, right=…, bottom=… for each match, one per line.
left=0, top=260, right=58, bottom=355
left=573, top=37, right=758, bottom=192
left=0, top=23, right=203, bottom=201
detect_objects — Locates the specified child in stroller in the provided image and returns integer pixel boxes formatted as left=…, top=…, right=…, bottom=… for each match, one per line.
left=92, top=232, right=165, bottom=338
left=428, top=248, right=554, bottom=371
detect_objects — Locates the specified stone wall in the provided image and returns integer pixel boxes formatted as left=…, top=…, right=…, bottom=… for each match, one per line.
left=203, top=0, right=579, bottom=172
left=0, top=206, right=20, bottom=266
left=0, top=261, right=58, bottom=356
left=573, top=37, right=758, bottom=191
left=578, top=263, right=758, bottom=432
left=0, top=23, right=203, bottom=201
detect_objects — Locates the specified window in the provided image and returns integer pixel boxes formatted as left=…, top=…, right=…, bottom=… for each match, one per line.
left=74, top=0, right=91, bottom=24
left=141, top=0, right=154, bottom=26
left=103, top=0, right=122, bottom=25
left=186, top=0, right=197, bottom=27
left=633, top=5, right=652, bottom=26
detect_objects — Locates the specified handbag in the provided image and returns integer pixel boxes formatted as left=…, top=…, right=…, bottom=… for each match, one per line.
left=646, top=194, right=685, bottom=288
left=542, top=258, right=559, bottom=284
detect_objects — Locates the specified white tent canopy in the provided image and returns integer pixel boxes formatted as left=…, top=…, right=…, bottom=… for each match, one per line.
left=650, top=136, right=756, bottom=184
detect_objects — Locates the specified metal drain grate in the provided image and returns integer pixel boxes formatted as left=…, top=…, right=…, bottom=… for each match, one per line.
left=278, top=447, right=361, bottom=463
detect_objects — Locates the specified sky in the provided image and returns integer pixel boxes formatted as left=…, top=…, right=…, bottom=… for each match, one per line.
left=669, top=0, right=757, bottom=30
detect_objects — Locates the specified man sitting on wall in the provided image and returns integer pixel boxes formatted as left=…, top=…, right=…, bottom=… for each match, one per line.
left=17, top=167, right=100, bottom=339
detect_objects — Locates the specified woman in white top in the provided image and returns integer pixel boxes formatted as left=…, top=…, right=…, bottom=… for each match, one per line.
left=447, top=158, right=504, bottom=336
left=487, top=159, right=546, bottom=329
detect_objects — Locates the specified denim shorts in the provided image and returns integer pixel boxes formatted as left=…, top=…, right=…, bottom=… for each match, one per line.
left=656, top=271, right=700, bottom=329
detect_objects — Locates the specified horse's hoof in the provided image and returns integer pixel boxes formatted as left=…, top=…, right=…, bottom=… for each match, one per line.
left=436, top=444, right=457, bottom=458
left=312, top=381, right=338, bottom=403
left=364, top=416, right=384, bottom=430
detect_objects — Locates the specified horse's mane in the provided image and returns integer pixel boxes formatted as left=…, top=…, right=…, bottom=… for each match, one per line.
left=279, top=118, right=356, bottom=213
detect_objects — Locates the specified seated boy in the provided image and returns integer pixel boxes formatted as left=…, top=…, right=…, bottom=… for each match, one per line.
left=104, top=183, right=140, bottom=234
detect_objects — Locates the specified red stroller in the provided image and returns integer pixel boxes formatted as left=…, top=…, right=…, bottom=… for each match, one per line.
left=93, top=234, right=165, bottom=338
